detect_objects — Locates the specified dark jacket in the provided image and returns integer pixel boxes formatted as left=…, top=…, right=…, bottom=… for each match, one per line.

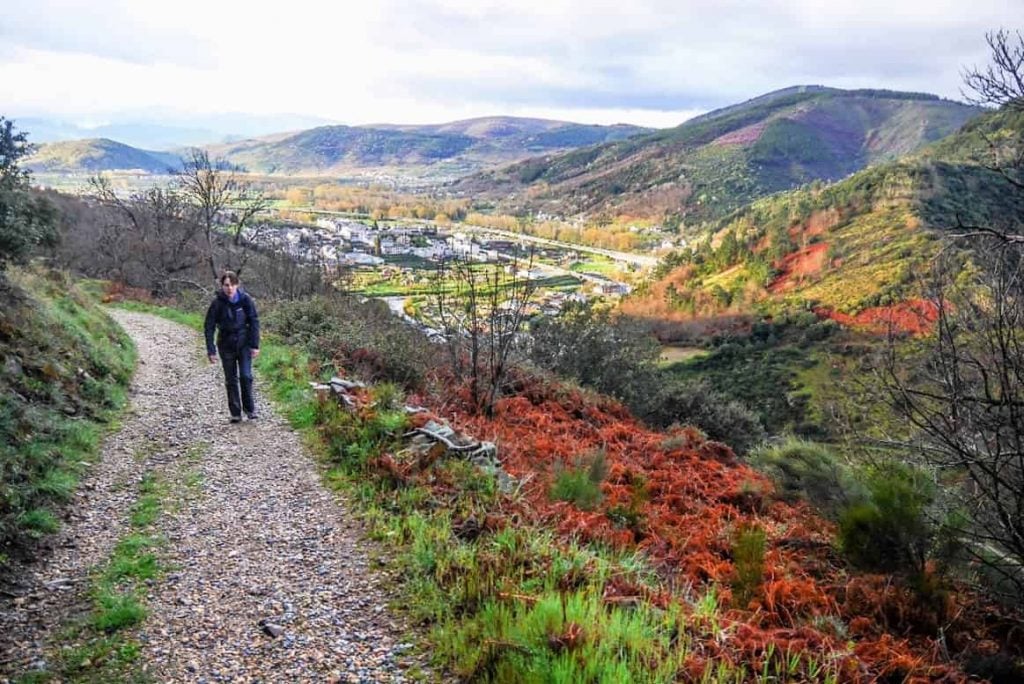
left=204, top=289, right=260, bottom=355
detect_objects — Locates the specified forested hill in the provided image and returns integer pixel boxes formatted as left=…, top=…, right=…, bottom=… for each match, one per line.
left=24, top=138, right=183, bottom=174
left=25, top=117, right=650, bottom=178
left=624, top=106, right=1024, bottom=339
left=454, top=86, right=982, bottom=224
left=205, top=116, right=650, bottom=176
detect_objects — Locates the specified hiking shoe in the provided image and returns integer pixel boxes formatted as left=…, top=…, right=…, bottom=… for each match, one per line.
left=230, top=415, right=242, bottom=424
left=247, top=412, right=259, bottom=421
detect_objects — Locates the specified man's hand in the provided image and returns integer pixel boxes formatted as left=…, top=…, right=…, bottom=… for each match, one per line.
left=208, top=354, right=217, bottom=364
left=251, top=348, right=261, bottom=359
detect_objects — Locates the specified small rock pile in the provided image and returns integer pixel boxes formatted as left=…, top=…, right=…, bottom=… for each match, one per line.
left=313, top=377, right=516, bottom=493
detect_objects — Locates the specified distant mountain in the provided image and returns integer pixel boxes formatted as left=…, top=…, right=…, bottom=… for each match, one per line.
left=207, top=117, right=651, bottom=176
left=13, top=113, right=340, bottom=149
left=24, top=139, right=183, bottom=174
left=22, top=116, right=651, bottom=178
left=455, top=86, right=983, bottom=223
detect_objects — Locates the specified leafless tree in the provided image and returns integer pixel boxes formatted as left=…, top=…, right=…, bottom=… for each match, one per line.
left=88, top=175, right=207, bottom=295
left=175, top=149, right=268, bottom=281
left=882, top=246, right=1024, bottom=602
left=962, top=29, right=1024, bottom=112
left=880, top=30, right=1024, bottom=603
left=434, top=247, right=535, bottom=415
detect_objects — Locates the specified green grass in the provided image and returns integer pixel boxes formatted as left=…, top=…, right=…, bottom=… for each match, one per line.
left=0, top=267, right=136, bottom=552
left=20, top=472, right=167, bottom=683
left=568, top=257, right=620, bottom=276
left=113, top=299, right=202, bottom=328
left=120, top=296, right=848, bottom=683
left=17, top=508, right=61, bottom=536
left=92, top=590, right=148, bottom=632
left=549, top=451, right=607, bottom=511
left=128, top=475, right=163, bottom=528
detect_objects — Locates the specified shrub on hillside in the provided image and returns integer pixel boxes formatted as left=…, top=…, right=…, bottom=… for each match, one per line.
left=550, top=449, right=608, bottom=511
left=639, top=379, right=766, bottom=454
left=838, top=463, right=935, bottom=573
left=748, top=438, right=865, bottom=517
left=731, top=523, right=767, bottom=608
left=530, top=302, right=766, bottom=453
left=265, top=294, right=436, bottom=389
left=0, top=118, right=58, bottom=274
left=529, top=302, right=662, bottom=407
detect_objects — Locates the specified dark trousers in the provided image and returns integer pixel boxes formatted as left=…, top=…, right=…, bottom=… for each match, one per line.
left=220, top=346, right=254, bottom=417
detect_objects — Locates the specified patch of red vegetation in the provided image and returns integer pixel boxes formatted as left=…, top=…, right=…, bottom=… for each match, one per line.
left=366, top=369, right=1021, bottom=681
left=768, top=243, right=830, bottom=293
left=816, top=299, right=939, bottom=336
left=712, top=121, right=768, bottom=146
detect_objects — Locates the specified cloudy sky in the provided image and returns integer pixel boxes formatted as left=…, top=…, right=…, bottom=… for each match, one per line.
left=1, top=0, right=1021, bottom=135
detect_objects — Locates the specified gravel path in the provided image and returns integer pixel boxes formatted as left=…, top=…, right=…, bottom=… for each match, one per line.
left=0, top=309, right=432, bottom=683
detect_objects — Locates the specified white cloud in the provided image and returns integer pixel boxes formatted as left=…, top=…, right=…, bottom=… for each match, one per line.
left=1, top=0, right=1021, bottom=130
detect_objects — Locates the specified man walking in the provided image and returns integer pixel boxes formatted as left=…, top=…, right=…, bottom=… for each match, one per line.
left=204, top=271, right=261, bottom=423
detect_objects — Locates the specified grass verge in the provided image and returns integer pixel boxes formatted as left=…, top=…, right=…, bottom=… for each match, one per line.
left=1, top=267, right=136, bottom=561
left=17, top=472, right=167, bottom=684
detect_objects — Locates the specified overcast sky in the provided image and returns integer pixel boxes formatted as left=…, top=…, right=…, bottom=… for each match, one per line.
left=1, top=0, right=1021, bottom=132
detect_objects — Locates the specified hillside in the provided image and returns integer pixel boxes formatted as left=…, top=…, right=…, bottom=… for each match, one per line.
left=0, top=269, right=134, bottom=556
left=24, top=138, right=182, bottom=174
left=621, top=107, right=1024, bottom=440
left=207, top=116, right=650, bottom=177
left=455, top=86, right=982, bottom=224
left=627, top=106, right=1024, bottom=332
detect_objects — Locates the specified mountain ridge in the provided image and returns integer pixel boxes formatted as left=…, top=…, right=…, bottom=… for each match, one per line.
left=454, top=86, right=983, bottom=225
left=624, top=106, right=1024, bottom=341
left=25, top=116, right=652, bottom=177
left=24, top=138, right=183, bottom=174
left=206, top=117, right=652, bottom=176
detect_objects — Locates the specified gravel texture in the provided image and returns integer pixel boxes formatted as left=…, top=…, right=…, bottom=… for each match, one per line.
left=0, top=309, right=433, bottom=683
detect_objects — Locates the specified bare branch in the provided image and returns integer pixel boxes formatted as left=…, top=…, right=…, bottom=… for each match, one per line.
left=962, top=29, right=1024, bottom=111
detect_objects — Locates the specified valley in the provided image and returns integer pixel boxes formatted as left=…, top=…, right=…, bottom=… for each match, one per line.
left=6, top=24, right=1024, bottom=678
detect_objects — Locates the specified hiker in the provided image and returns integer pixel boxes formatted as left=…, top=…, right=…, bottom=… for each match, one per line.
left=204, top=271, right=261, bottom=423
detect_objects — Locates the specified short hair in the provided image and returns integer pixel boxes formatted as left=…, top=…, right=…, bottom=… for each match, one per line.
left=220, top=271, right=239, bottom=285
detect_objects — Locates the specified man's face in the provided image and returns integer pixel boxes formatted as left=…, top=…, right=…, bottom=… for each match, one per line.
left=222, top=280, right=238, bottom=298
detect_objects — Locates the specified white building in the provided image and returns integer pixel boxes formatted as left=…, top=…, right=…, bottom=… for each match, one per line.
left=342, top=252, right=385, bottom=266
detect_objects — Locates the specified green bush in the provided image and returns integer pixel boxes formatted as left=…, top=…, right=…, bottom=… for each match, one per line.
left=640, top=379, right=766, bottom=454
left=550, top=450, right=607, bottom=511
left=529, top=301, right=661, bottom=407
left=838, top=463, right=935, bottom=573
left=530, top=303, right=765, bottom=454
left=265, top=295, right=436, bottom=389
left=748, top=438, right=864, bottom=517
left=0, top=118, right=58, bottom=271
left=731, top=523, right=766, bottom=608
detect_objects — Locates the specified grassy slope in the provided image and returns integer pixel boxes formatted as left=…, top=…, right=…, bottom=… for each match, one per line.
left=0, top=269, right=135, bottom=560
left=119, top=296, right=1007, bottom=682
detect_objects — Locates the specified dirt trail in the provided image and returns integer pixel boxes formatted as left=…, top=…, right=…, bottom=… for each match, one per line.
left=1, top=309, right=428, bottom=683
